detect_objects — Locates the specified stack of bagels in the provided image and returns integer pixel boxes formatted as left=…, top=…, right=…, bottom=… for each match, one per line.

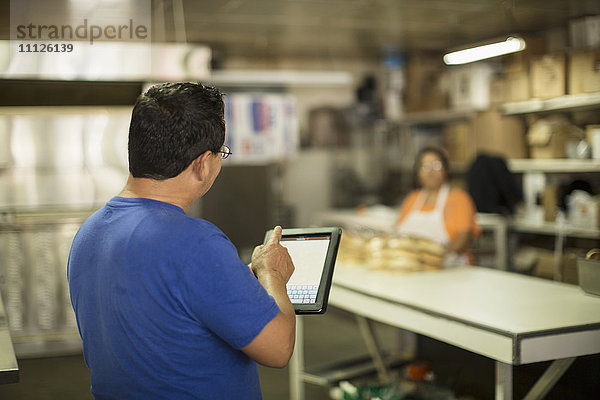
left=338, top=229, right=447, bottom=272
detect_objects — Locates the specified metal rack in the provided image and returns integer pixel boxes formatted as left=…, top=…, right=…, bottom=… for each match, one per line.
left=0, top=211, right=91, bottom=357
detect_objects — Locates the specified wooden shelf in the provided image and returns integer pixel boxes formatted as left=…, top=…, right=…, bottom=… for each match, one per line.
left=508, top=158, right=600, bottom=173
left=397, top=92, right=600, bottom=124
left=501, top=92, right=600, bottom=115
left=206, top=69, right=353, bottom=87
left=399, top=108, right=476, bottom=125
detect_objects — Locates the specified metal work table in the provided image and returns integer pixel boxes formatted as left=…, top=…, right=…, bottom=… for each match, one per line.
left=0, top=296, right=19, bottom=384
left=289, top=265, right=600, bottom=400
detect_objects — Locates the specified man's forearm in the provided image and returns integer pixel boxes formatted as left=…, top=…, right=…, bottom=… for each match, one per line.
left=256, top=270, right=295, bottom=323
left=246, top=270, right=296, bottom=367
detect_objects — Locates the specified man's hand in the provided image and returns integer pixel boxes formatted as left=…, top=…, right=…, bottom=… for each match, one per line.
left=250, top=226, right=294, bottom=284
left=242, top=226, right=296, bottom=368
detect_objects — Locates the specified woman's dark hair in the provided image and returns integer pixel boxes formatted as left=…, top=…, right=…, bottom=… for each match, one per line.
left=412, top=145, right=450, bottom=188
left=128, top=82, right=225, bottom=180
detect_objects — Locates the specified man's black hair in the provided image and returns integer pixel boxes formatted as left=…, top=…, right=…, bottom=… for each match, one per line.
left=128, top=82, right=225, bottom=179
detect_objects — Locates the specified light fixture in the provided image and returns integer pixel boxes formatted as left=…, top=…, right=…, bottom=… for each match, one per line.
left=443, top=37, right=526, bottom=65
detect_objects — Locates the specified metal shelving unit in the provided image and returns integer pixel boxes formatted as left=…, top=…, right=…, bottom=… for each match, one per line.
left=501, top=92, right=600, bottom=280
left=510, top=220, right=600, bottom=239
left=501, top=92, right=600, bottom=115
left=508, top=158, right=600, bottom=173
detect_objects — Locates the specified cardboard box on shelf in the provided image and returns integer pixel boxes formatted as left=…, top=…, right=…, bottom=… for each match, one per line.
left=489, top=76, right=507, bottom=105
left=586, top=124, right=600, bottom=160
left=501, top=35, right=548, bottom=102
left=443, top=121, right=476, bottom=163
left=447, top=63, right=497, bottom=110
left=527, top=115, right=583, bottom=159
left=505, top=71, right=530, bottom=102
left=533, top=248, right=556, bottom=280
left=404, top=52, right=448, bottom=112
left=502, top=35, right=546, bottom=73
left=530, top=247, right=587, bottom=284
left=569, top=15, right=600, bottom=49
left=568, top=50, right=600, bottom=94
left=473, top=110, right=527, bottom=159
left=528, top=132, right=566, bottom=158
left=542, top=185, right=558, bottom=222
left=504, top=52, right=529, bottom=74
left=531, top=54, right=566, bottom=99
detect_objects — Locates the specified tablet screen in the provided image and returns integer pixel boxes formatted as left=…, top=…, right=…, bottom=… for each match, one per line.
left=280, top=234, right=330, bottom=304
left=263, top=227, right=341, bottom=314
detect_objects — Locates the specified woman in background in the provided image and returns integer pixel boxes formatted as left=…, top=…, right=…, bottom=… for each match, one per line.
left=396, top=146, right=479, bottom=266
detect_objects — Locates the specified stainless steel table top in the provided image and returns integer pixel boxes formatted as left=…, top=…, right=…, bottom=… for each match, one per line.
left=330, top=265, right=600, bottom=365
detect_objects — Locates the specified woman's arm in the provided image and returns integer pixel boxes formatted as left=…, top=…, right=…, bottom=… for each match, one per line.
left=448, top=230, right=471, bottom=253
left=445, top=189, right=479, bottom=253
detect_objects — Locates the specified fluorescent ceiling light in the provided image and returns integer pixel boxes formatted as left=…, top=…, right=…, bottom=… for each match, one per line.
left=443, top=37, right=526, bottom=65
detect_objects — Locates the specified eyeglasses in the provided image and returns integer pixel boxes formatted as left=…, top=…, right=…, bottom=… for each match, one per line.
left=216, top=145, right=232, bottom=159
left=420, top=161, right=443, bottom=172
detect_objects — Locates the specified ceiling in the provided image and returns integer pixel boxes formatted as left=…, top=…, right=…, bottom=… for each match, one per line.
left=1, top=0, right=599, bottom=62
left=164, top=0, right=600, bottom=60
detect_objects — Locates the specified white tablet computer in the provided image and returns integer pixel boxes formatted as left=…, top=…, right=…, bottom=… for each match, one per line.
left=263, top=227, right=342, bottom=314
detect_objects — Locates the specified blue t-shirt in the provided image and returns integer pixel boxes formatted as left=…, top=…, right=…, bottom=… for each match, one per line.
left=67, top=197, right=280, bottom=400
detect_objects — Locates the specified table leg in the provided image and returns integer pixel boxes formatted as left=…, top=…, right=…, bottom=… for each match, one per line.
left=496, top=217, right=507, bottom=270
left=355, top=315, right=391, bottom=383
left=495, top=361, right=513, bottom=400
left=289, top=316, right=305, bottom=400
left=523, top=357, right=576, bottom=400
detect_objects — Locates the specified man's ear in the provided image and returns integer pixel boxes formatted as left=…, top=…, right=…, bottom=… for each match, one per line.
left=191, top=150, right=213, bottom=181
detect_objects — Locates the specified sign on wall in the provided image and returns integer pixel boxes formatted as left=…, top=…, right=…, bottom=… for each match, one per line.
left=224, top=93, right=299, bottom=165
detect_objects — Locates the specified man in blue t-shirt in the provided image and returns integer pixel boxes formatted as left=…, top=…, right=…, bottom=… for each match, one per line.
left=67, top=82, right=296, bottom=400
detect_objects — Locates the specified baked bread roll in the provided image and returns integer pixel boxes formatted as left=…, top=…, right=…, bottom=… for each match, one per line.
left=415, top=238, right=446, bottom=256
left=387, top=256, right=421, bottom=271
left=387, top=236, right=415, bottom=250
left=420, top=251, right=444, bottom=267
